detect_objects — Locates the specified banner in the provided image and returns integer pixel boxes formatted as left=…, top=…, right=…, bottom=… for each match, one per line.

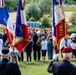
left=14, top=0, right=30, bottom=53
left=52, top=0, right=68, bottom=53
left=0, top=0, right=14, bottom=45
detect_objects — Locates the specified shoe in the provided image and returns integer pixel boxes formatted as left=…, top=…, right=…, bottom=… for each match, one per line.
left=27, top=62, right=29, bottom=64
left=29, top=62, right=32, bottom=64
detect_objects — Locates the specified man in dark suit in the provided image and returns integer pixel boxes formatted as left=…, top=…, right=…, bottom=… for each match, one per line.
left=47, top=47, right=76, bottom=75
left=0, top=47, right=21, bottom=75
left=32, top=29, right=38, bottom=61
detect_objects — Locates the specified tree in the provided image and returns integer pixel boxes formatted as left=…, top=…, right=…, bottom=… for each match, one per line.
left=64, top=0, right=76, bottom=5
left=5, top=0, right=17, bottom=12
left=38, top=0, right=52, bottom=16
left=25, top=2, right=41, bottom=20
left=40, top=15, right=51, bottom=28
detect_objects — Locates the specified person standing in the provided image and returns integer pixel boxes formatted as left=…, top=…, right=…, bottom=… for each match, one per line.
left=41, top=36, right=47, bottom=62
left=70, top=38, right=76, bottom=60
left=47, top=38, right=53, bottom=60
left=47, top=31, right=53, bottom=60
left=36, top=31, right=42, bottom=61
left=0, top=47, right=21, bottom=75
left=32, top=29, right=38, bottom=61
left=47, top=47, right=76, bottom=75
left=25, top=37, right=32, bottom=64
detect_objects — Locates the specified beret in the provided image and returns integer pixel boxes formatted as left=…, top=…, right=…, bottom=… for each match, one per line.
left=62, top=47, right=72, bottom=53
left=1, top=47, right=9, bottom=55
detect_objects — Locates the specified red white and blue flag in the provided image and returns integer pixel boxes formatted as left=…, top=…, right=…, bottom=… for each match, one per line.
left=0, top=0, right=14, bottom=45
left=14, top=0, right=30, bottom=53
left=52, top=0, right=68, bottom=53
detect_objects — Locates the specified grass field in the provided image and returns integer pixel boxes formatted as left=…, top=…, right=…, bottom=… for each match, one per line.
left=64, top=5, right=76, bottom=12
left=18, top=53, right=52, bottom=75
left=18, top=52, right=76, bottom=75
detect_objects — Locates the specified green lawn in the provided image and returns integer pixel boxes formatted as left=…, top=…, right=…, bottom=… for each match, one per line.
left=19, top=60, right=52, bottom=75
left=18, top=52, right=76, bottom=75
left=18, top=53, right=52, bottom=75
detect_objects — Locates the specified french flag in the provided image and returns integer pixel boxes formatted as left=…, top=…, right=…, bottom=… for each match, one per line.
left=0, top=0, right=14, bottom=45
left=52, top=0, right=68, bottom=53
left=14, top=0, right=30, bottom=53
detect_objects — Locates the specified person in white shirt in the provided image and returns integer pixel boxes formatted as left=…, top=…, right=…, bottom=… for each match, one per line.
left=60, top=36, right=71, bottom=51
left=41, top=36, right=47, bottom=62
left=70, top=39, right=76, bottom=59
left=60, top=36, right=71, bottom=58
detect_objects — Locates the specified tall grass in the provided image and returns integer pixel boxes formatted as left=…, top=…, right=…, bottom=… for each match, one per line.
left=64, top=6, right=76, bottom=12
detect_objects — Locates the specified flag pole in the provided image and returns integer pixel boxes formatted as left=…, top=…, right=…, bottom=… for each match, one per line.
left=11, top=32, right=15, bottom=62
left=11, top=25, right=17, bottom=63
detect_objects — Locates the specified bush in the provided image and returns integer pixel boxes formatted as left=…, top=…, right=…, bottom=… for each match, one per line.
left=40, top=15, right=51, bottom=28
left=29, top=17, right=36, bottom=21
left=69, top=31, right=76, bottom=35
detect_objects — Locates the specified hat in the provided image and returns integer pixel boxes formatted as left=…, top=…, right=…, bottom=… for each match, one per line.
left=62, top=47, right=72, bottom=58
left=62, top=47, right=72, bottom=53
left=1, top=47, right=9, bottom=56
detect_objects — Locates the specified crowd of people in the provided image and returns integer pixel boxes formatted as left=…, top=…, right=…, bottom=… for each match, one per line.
left=0, top=28, right=76, bottom=64
left=0, top=28, right=53, bottom=63
left=21, top=28, right=53, bottom=63
left=0, top=28, right=76, bottom=75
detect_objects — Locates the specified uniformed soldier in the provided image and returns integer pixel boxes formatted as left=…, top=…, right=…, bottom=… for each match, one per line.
left=47, top=47, right=76, bottom=75
left=0, top=47, right=21, bottom=75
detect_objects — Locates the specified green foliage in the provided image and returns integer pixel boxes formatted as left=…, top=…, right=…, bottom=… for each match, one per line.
left=40, top=15, right=51, bottom=28
left=38, top=0, right=52, bottom=16
left=25, top=3, right=41, bottom=20
left=29, top=17, right=36, bottom=22
left=69, top=13, right=76, bottom=25
left=68, top=25, right=76, bottom=36
left=5, top=0, right=17, bottom=12
left=64, top=0, right=76, bottom=5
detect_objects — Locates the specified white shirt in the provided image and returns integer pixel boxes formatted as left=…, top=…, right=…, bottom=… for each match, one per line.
left=71, top=42, right=76, bottom=49
left=60, top=38, right=71, bottom=50
left=41, top=40, right=47, bottom=50
left=0, top=39, right=3, bottom=51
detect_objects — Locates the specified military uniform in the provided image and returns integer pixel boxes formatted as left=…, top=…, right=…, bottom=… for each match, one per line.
left=47, top=60, right=76, bottom=75
left=47, top=47, right=76, bottom=75
left=0, top=58, right=21, bottom=75
left=0, top=47, right=21, bottom=75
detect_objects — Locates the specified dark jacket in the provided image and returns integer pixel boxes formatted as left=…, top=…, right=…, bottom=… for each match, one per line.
left=0, top=58, right=21, bottom=75
left=47, top=60, right=76, bottom=75
left=25, top=41, right=32, bottom=52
